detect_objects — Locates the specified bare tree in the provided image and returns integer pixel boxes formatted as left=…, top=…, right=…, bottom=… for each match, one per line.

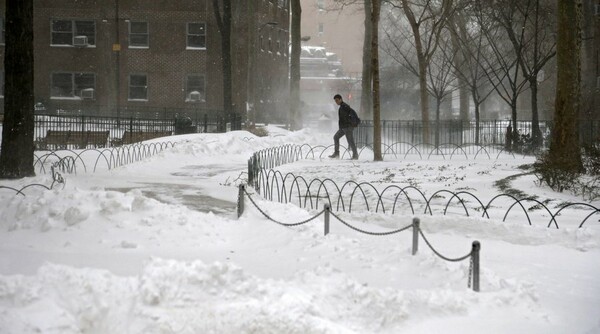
left=289, top=0, right=302, bottom=130
left=0, top=0, right=35, bottom=179
left=546, top=0, right=583, bottom=172
left=446, top=3, right=498, bottom=144
left=447, top=11, right=470, bottom=122
left=361, top=0, right=374, bottom=119
left=371, top=0, right=383, bottom=161
left=394, top=0, right=455, bottom=144
left=427, top=35, right=457, bottom=146
left=494, top=0, right=556, bottom=149
left=381, top=12, right=456, bottom=144
left=212, top=0, right=235, bottom=129
left=475, top=2, right=528, bottom=150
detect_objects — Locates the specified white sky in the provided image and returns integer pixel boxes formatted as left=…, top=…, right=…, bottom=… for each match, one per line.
left=0, top=126, right=599, bottom=333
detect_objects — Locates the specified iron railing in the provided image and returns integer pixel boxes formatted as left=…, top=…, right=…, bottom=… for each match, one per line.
left=32, top=112, right=243, bottom=150
left=13, top=114, right=600, bottom=151
left=355, top=120, right=600, bottom=149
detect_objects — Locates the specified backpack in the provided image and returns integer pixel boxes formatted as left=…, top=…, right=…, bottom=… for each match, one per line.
left=349, top=108, right=361, bottom=127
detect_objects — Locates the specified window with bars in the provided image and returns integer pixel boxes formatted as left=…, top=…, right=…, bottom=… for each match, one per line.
left=129, top=21, right=149, bottom=48
left=51, top=19, right=96, bottom=46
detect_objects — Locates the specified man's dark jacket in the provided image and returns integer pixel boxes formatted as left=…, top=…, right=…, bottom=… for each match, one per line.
left=337, top=102, right=355, bottom=129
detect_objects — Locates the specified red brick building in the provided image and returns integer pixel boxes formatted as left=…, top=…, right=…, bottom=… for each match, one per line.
left=0, top=0, right=290, bottom=122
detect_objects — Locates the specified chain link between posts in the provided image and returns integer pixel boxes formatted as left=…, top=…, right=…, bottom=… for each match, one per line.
left=244, top=188, right=326, bottom=226
left=329, top=210, right=414, bottom=236
left=239, top=184, right=480, bottom=292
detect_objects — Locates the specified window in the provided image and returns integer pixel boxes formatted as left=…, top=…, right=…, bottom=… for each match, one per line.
left=187, top=23, right=206, bottom=49
left=51, top=72, right=95, bottom=99
left=185, top=75, right=206, bottom=102
left=51, top=19, right=96, bottom=46
left=129, top=74, right=148, bottom=100
left=129, top=21, right=148, bottom=48
left=318, top=23, right=324, bottom=36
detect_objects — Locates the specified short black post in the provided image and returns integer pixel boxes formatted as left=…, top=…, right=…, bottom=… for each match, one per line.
left=412, top=217, right=420, bottom=255
left=472, top=240, right=481, bottom=292
left=324, top=204, right=330, bottom=236
left=237, top=184, right=245, bottom=218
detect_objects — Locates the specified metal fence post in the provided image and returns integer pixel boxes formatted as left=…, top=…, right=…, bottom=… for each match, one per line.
left=412, top=217, right=420, bottom=255
left=472, top=240, right=481, bottom=292
left=237, top=184, right=245, bottom=218
left=324, top=204, right=330, bottom=236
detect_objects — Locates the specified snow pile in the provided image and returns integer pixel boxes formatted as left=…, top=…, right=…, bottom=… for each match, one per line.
left=0, top=128, right=598, bottom=333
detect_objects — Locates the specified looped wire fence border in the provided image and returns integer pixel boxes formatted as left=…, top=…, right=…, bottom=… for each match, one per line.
left=0, top=162, right=66, bottom=196
left=246, top=143, right=600, bottom=229
left=247, top=143, right=526, bottom=187
left=33, top=141, right=176, bottom=175
left=252, top=168, right=599, bottom=229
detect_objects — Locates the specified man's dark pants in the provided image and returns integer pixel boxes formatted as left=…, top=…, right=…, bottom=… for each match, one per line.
left=333, top=127, right=358, bottom=157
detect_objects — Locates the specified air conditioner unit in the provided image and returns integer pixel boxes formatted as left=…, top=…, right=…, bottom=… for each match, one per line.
left=188, top=91, right=202, bottom=102
left=73, top=35, right=88, bottom=47
left=80, top=88, right=94, bottom=99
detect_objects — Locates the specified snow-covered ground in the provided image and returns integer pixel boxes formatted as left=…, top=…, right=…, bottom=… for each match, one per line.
left=0, top=126, right=598, bottom=334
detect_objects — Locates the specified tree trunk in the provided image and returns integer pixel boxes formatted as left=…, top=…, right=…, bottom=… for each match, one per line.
left=401, top=0, right=430, bottom=144
left=474, top=101, right=481, bottom=145
left=371, top=0, right=382, bottom=161
left=0, top=0, right=35, bottom=179
left=212, top=0, right=234, bottom=129
left=548, top=0, right=583, bottom=172
left=435, top=98, right=441, bottom=146
left=511, top=100, right=518, bottom=151
left=290, top=0, right=302, bottom=130
left=530, top=77, right=542, bottom=148
left=417, top=58, right=430, bottom=143
left=449, top=13, right=469, bottom=122
left=360, top=0, right=373, bottom=119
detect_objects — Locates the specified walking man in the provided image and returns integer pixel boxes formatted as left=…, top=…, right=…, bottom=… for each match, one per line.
left=329, top=94, right=359, bottom=159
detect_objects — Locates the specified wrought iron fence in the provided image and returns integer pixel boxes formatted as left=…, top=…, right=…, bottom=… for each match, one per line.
left=355, top=119, right=600, bottom=149
left=7, top=111, right=598, bottom=152
left=32, top=111, right=243, bottom=150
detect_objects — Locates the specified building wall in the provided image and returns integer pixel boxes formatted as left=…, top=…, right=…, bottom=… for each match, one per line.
left=300, top=0, right=364, bottom=76
left=0, top=0, right=290, bottom=119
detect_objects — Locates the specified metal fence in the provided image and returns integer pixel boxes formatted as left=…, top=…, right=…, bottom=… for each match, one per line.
left=355, top=120, right=600, bottom=149
left=17, top=114, right=600, bottom=151
left=32, top=111, right=243, bottom=150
